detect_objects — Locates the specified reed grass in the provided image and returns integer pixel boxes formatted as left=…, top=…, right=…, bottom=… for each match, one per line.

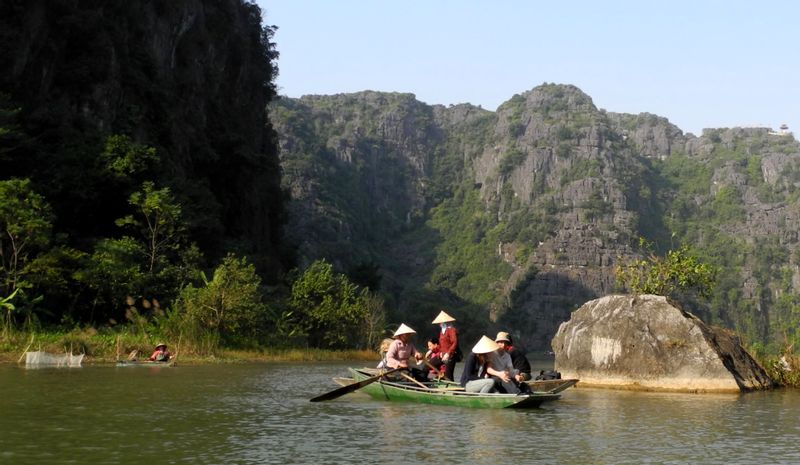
left=0, top=328, right=382, bottom=364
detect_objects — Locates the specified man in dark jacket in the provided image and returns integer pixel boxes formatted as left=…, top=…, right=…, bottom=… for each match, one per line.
left=494, top=332, right=532, bottom=381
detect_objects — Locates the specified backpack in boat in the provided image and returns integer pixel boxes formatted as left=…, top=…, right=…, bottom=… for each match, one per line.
left=535, top=370, right=561, bottom=380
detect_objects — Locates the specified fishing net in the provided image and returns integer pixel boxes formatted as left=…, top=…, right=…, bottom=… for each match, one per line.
left=24, top=351, right=84, bottom=367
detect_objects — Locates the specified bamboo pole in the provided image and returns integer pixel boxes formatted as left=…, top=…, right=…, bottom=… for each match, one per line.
left=17, top=333, right=35, bottom=364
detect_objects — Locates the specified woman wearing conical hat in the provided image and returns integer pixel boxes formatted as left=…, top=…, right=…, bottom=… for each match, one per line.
left=458, top=336, right=500, bottom=393
left=385, top=323, right=423, bottom=370
left=432, top=310, right=459, bottom=381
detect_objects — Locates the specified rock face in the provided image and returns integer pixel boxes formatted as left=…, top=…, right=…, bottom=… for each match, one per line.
left=272, top=84, right=800, bottom=352
left=552, top=294, right=773, bottom=392
left=1, top=0, right=284, bottom=275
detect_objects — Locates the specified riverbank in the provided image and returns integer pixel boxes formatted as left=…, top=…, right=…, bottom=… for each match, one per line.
left=3, top=329, right=798, bottom=389
left=0, top=329, right=380, bottom=365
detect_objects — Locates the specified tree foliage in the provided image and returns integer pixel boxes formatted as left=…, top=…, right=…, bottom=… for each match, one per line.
left=289, top=259, right=382, bottom=349
left=116, top=181, right=184, bottom=273
left=0, top=178, right=53, bottom=296
left=615, top=239, right=717, bottom=301
left=178, top=254, right=267, bottom=346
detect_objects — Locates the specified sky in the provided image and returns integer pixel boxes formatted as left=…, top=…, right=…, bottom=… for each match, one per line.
left=256, top=0, right=799, bottom=136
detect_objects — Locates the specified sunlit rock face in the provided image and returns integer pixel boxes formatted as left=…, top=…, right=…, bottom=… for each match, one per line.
left=552, top=294, right=774, bottom=392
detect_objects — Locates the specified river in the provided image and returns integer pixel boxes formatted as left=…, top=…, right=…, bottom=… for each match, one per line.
left=0, top=360, right=798, bottom=465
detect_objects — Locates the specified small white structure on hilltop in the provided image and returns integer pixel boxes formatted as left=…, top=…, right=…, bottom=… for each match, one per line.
left=769, top=123, right=792, bottom=136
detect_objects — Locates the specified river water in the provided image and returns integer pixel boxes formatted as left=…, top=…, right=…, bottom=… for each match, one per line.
left=1, top=360, right=798, bottom=465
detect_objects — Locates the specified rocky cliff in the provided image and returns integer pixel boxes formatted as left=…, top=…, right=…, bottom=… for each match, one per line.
left=272, top=84, right=800, bottom=351
left=0, top=0, right=284, bottom=274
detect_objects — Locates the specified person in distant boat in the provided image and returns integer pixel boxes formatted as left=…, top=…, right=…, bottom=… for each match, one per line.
left=149, top=343, right=171, bottom=362
left=424, top=337, right=445, bottom=379
left=385, top=323, right=426, bottom=380
left=495, top=331, right=532, bottom=381
left=459, top=335, right=500, bottom=393
left=431, top=310, right=459, bottom=381
left=376, top=338, right=394, bottom=369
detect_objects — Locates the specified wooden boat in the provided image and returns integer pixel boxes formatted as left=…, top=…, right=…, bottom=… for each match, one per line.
left=526, top=378, right=579, bottom=394
left=336, top=371, right=578, bottom=395
left=115, top=360, right=176, bottom=367
left=345, top=368, right=560, bottom=409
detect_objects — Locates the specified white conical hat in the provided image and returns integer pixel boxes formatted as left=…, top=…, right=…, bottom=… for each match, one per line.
left=431, top=310, right=456, bottom=324
left=393, top=323, right=417, bottom=337
left=472, top=335, right=500, bottom=354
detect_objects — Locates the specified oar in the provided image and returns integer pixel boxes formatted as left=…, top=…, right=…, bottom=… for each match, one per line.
left=310, top=368, right=402, bottom=402
left=423, top=357, right=442, bottom=379
left=399, top=371, right=429, bottom=389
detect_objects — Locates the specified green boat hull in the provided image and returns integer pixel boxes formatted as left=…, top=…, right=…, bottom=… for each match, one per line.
left=349, top=368, right=559, bottom=409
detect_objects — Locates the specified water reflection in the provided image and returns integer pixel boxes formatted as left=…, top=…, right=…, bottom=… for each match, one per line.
left=2, top=362, right=800, bottom=465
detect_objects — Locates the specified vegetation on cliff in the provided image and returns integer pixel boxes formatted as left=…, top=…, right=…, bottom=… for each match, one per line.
left=273, top=86, right=800, bottom=359
left=0, top=1, right=380, bottom=357
left=3, top=2, right=800, bottom=369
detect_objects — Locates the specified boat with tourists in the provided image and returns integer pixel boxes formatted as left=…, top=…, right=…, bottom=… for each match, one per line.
left=333, top=372, right=578, bottom=395
left=321, top=367, right=561, bottom=409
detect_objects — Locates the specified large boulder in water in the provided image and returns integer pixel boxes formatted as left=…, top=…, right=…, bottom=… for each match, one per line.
left=552, top=294, right=773, bottom=392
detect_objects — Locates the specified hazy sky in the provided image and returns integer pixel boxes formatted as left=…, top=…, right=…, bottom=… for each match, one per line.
left=256, top=1, right=798, bottom=136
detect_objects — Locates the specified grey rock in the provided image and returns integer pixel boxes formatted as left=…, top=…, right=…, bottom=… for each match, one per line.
left=552, top=294, right=773, bottom=392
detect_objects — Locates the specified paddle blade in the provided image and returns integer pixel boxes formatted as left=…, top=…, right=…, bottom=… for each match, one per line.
left=310, top=368, right=399, bottom=402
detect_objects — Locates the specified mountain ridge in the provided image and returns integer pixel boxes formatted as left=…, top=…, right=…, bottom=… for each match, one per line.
left=273, top=83, right=800, bottom=351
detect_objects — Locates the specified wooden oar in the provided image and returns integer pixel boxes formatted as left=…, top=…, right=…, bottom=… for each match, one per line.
left=310, top=368, right=402, bottom=402
left=399, top=371, right=429, bottom=389
left=423, top=357, right=442, bottom=379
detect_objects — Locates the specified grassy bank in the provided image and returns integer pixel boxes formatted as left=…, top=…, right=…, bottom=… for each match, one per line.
left=4, top=329, right=799, bottom=390
left=0, top=328, right=380, bottom=364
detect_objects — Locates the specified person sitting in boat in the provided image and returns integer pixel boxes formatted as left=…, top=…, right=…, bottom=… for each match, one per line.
left=385, top=323, right=426, bottom=381
left=431, top=310, right=459, bottom=381
left=149, top=343, right=171, bottom=362
left=485, top=337, right=526, bottom=394
left=495, top=331, right=532, bottom=381
left=376, top=338, right=394, bottom=369
left=460, top=335, right=501, bottom=393
left=424, top=337, right=445, bottom=379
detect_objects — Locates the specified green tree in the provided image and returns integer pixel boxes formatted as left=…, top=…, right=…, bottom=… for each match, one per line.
left=615, top=239, right=717, bottom=301
left=100, top=134, right=158, bottom=180
left=178, top=254, right=267, bottom=347
left=289, top=259, right=373, bottom=349
left=116, top=181, right=184, bottom=272
left=75, top=237, right=146, bottom=324
left=0, top=178, right=54, bottom=296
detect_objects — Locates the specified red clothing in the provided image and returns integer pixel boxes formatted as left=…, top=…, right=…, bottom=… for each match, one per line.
left=149, top=349, right=171, bottom=362
left=438, top=326, right=458, bottom=358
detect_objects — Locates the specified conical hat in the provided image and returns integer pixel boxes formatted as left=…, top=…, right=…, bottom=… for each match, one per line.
left=393, top=323, right=417, bottom=337
left=472, top=335, right=500, bottom=354
left=431, top=310, right=456, bottom=324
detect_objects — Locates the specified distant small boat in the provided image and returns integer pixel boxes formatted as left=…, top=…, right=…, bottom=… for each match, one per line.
left=25, top=351, right=84, bottom=368
left=116, top=360, right=176, bottom=367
